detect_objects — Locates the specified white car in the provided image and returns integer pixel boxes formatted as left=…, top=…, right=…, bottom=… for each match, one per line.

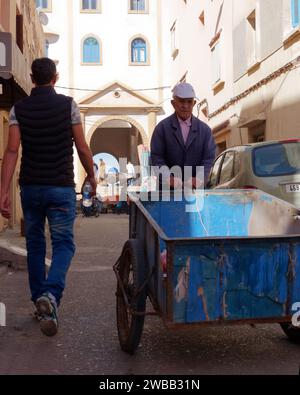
left=208, top=139, right=300, bottom=208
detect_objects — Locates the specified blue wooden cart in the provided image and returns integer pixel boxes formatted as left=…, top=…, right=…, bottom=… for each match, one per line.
left=114, top=190, right=300, bottom=353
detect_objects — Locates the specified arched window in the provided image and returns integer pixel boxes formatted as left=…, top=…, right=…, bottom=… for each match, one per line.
left=83, top=37, right=100, bottom=63
left=291, top=0, right=300, bottom=27
left=131, top=38, right=147, bottom=63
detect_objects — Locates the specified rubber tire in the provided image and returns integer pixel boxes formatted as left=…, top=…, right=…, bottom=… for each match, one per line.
left=280, top=323, right=300, bottom=343
left=116, top=239, right=147, bottom=354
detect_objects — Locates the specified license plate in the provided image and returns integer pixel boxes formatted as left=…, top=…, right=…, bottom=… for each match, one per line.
left=286, top=183, right=300, bottom=193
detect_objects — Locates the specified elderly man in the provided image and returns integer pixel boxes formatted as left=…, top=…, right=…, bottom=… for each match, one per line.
left=150, top=82, right=216, bottom=189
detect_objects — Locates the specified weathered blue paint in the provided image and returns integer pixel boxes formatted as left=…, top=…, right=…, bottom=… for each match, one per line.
left=131, top=190, right=300, bottom=325
left=172, top=241, right=300, bottom=323
left=144, top=193, right=254, bottom=238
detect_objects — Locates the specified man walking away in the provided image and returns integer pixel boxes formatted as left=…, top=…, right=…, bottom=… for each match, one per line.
left=0, top=58, right=97, bottom=336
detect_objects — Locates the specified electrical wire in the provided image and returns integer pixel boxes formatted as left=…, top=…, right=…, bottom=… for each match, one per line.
left=56, top=85, right=172, bottom=93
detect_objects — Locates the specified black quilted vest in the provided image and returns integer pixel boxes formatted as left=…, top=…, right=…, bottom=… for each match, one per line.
left=15, top=86, right=75, bottom=187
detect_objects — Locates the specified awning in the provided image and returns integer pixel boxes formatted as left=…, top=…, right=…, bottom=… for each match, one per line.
left=238, top=112, right=266, bottom=128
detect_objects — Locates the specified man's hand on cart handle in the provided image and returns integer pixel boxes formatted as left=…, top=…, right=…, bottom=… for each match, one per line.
left=184, top=177, right=204, bottom=190
left=168, top=176, right=183, bottom=189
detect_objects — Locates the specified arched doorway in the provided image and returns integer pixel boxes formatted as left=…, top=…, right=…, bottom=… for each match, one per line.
left=88, top=117, right=147, bottom=165
left=75, top=116, right=147, bottom=189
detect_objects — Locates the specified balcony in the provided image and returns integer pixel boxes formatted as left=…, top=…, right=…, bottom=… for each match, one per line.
left=0, top=32, right=32, bottom=98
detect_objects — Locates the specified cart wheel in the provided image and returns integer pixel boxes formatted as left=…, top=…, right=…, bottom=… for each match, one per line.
left=116, top=239, right=147, bottom=354
left=280, top=323, right=300, bottom=343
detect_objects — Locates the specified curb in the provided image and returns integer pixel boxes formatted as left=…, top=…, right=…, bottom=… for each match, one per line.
left=0, top=239, right=51, bottom=275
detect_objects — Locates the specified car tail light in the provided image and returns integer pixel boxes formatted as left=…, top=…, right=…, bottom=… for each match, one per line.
left=279, top=139, right=300, bottom=143
left=242, top=185, right=258, bottom=189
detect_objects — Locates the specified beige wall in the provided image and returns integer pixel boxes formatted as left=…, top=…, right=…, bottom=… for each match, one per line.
left=160, top=0, right=300, bottom=153
left=0, top=0, right=44, bottom=59
left=0, top=0, right=45, bottom=231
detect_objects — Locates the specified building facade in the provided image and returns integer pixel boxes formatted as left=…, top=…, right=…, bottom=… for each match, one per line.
left=160, top=0, right=300, bottom=154
left=41, top=0, right=300, bottom=166
left=0, top=0, right=45, bottom=231
left=41, top=0, right=164, bottom=188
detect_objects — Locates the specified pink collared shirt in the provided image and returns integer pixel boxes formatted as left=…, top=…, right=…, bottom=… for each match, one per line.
left=177, top=116, right=192, bottom=144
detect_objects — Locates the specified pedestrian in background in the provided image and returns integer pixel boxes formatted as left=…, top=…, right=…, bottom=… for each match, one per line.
left=98, top=158, right=106, bottom=184
left=0, top=58, right=97, bottom=337
left=126, top=161, right=136, bottom=186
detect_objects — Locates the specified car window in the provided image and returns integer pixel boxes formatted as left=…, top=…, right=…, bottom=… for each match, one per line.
left=232, top=152, right=241, bottom=177
left=209, top=155, right=223, bottom=187
left=253, top=142, right=300, bottom=177
left=219, top=152, right=235, bottom=184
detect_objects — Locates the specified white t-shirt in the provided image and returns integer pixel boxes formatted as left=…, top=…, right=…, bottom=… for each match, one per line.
left=9, top=99, right=82, bottom=127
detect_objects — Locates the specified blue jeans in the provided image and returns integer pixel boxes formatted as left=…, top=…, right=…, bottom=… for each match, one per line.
left=20, top=186, right=76, bottom=306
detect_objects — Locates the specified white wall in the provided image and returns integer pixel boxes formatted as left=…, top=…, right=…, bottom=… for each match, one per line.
left=45, top=0, right=161, bottom=105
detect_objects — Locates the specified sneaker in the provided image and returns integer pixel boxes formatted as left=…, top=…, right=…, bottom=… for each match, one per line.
left=32, top=310, right=43, bottom=322
left=36, top=293, right=58, bottom=337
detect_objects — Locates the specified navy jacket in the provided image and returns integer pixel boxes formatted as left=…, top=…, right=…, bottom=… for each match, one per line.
left=150, top=113, right=216, bottom=182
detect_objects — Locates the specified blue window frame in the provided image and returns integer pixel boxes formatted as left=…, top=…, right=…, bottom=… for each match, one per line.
left=130, top=0, right=145, bottom=12
left=83, top=37, right=100, bottom=63
left=131, top=38, right=147, bottom=63
left=82, top=0, right=97, bottom=10
left=36, top=0, right=49, bottom=9
left=291, top=0, right=300, bottom=28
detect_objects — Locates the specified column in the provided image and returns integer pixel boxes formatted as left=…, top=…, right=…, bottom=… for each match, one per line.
left=76, top=109, right=88, bottom=191
left=146, top=108, right=160, bottom=144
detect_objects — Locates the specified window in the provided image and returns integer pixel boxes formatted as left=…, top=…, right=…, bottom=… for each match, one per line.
left=170, top=21, right=179, bottom=59
left=291, top=0, right=300, bottom=27
left=208, top=155, right=223, bottom=188
left=81, top=0, right=101, bottom=13
left=16, top=8, right=23, bottom=53
left=219, top=152, right=235, bottom=184
left=253, top=142, right=300, bottom=177
left=211, top=41, right=221, bottom=84
left=82, top=37, right=101, bottom=64
left=131, top=38, right=148, bottom=64
left=129, top=0, right=147, bottom=12
left=246, top=10, right=258, bottom=68
left=248, top=121, right=265, bottom=143
left=35, top=0, right=51, bottom=12
left=217, top=141, right=227, bottom=155
left=199, top=10, right=205, bottom=26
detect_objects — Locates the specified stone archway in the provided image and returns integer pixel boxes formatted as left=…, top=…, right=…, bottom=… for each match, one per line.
left=75, top=115, right=149, bottom=190
left=86, top=115, right=149, bottom=147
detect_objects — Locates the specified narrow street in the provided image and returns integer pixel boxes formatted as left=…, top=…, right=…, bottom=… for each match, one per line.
left=0, top=214, right=299, bottom=375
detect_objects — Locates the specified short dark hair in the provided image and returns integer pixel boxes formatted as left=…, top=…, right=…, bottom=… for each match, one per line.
left=31, top=58, right=57, bottom=85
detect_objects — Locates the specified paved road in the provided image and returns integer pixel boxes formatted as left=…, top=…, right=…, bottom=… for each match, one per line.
left=0, top=215, right=299, bottom=375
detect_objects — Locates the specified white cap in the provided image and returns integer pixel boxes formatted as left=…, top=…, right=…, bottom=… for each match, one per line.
left=172, top=82, right=196, bottom=99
